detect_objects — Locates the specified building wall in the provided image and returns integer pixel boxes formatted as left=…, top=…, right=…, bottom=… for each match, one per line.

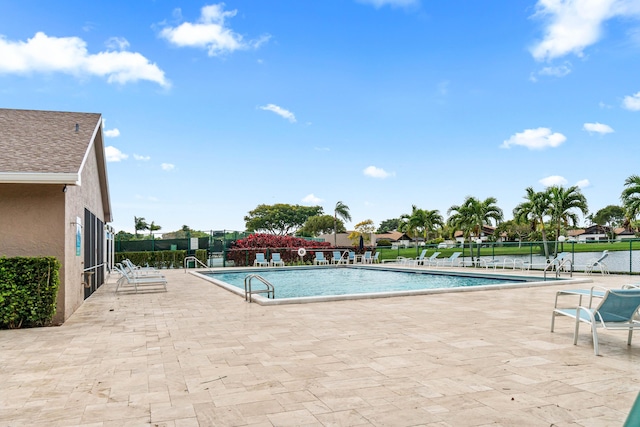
left=0, top=139, right=107, bottom=323
left=0, top=183, right=66, bottom=322
left=64, top=141, right=106, bottom=321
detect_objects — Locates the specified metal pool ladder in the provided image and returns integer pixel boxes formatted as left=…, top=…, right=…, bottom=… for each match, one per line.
left=244, top=274, right=275, bottom=302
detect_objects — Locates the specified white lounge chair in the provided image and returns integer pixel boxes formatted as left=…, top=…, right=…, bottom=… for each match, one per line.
left=412, top=249, right=428, bottom=266
left=331, top=250, right=347, bottom=265
left=270, top=253, right=285, bottom=267
left=362, top=251, right=373, bottom=264
left=254, top=253, right=269, bottom=267
left=115, top=263, right=167, bottom=293
left=121, top=259, right=164, bottom=278
left=585, top=250, right=609, bottom=275
left=314, top=252, right=329, bottom=265
left=422, top=252, right=441, bottom=266
left=435, top=252, right=462, bottom=267
left=347, top=251, right=356, bottom=264
left=551, top=286, right=640, bottom=355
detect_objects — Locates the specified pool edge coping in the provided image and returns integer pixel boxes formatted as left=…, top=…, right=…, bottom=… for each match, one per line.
left=190, top=266, right=593, bottom=306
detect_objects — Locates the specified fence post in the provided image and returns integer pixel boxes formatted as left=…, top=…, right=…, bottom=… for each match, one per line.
left=631, top=239, right=633, bottom=276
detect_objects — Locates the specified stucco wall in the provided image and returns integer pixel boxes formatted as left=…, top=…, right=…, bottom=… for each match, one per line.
left=0, top=183, right=66, bottom=322
left=0, top=137, right=107, bottom=323
left=64, top=141, right=106, bottom=320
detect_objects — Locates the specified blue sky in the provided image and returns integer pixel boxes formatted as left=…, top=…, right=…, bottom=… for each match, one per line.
left=2, top=0, right=640, bottom=234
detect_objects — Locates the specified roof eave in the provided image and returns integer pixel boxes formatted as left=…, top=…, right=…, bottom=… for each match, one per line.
left=0, top=172, right=81, bottom=185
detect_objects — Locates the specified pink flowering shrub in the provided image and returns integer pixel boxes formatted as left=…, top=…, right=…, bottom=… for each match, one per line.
left=227, top=234, right=332, bottom=266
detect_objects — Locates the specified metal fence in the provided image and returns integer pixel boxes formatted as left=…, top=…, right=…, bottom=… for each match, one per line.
left=115, top=233, right=640, bottom=274
left=115, top=230, right=251, bottom=255
left=385, top=239, right=640, bottom=275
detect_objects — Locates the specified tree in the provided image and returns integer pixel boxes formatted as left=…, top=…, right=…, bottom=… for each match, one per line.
left=399, top=206, right=443, bottom=246
left=134, top=216, right=149, bottom=238
left=115, top=230, right=134, bottom=240
left=547, top=185, right=588, bottom=253
left=348, top=219, right=376, bottom=245
left=448, top=196, right=503, bottom=259
left=592, top=205, right=625, bottom=241
left=621, top=175, right=640, bottom=224
left=298, top=215, right=345, bottom=237
left=513, top=187, right=552, bottom=259
left=162, top=225, right=208, bottom=239
left=377, top=218, right=401, bottom=233
left=333, top=201, right=352, bottom=246
left=494, top=219, right=530, bottom=246
left=149, top=221, right=162, bottom=236
left=244, top=204, right=323, bottom=235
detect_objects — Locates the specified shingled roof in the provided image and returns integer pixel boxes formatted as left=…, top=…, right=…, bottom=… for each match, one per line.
left=0, top=108, right=111, bottom=221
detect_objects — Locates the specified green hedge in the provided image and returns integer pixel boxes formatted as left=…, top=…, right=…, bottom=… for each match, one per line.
left=0, top=257, right=60, bottom=329
left=115, top=250, right=208, bottom=269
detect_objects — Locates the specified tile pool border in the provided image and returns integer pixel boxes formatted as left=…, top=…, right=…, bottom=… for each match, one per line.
left=191, top=265, right=592, bottom=305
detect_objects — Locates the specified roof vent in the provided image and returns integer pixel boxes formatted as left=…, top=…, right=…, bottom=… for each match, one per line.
left=75, top=123, right=79, bottom=132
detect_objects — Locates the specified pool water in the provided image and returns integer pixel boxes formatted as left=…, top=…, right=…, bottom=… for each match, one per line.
left=203, top=266, right=531, bottom=299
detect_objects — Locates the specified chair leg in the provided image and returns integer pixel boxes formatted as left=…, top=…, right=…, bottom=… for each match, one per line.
left=573, top=316, right=581, bottom=345
left=592, top=326, right=600, bottom=356
left=551, top=312, right=556, bottom=332
left=628, top=328, right=634, bottom=347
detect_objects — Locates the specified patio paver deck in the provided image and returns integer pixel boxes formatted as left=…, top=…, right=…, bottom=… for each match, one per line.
left=1, top=268, right=639, bottom=426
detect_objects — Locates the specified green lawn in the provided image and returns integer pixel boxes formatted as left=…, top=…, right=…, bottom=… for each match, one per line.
left=376, top=240, right=640, bottom=261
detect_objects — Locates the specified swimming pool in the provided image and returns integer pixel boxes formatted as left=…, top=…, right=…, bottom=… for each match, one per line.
left=194, top=265, right=589, bottom=305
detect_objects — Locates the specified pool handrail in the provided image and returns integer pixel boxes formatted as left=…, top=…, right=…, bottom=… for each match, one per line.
left=244, top=274, right=275, bottom=302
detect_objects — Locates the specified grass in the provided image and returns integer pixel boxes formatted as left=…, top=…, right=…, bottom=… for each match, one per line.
left=376, top=240, right=640, bottom=261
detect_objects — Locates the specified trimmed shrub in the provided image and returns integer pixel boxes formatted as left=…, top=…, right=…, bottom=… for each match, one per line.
left=0, top=257, right=60, bottom=329
left=115, top=250, right=208, bottom=269
left=227, top=233, right=332, bottom=266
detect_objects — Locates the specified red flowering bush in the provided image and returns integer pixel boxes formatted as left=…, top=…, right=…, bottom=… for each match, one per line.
left=227, top=233, right=332, bottom=266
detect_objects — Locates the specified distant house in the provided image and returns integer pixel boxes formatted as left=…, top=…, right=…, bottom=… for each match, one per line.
left=453, top=225, right=504, bottom=244
left=569, top=225, right=636, bottom=242
left=0, top=108, right=113, bottom=323
left=375, top=231, right=412, bottom=247
left=614, top=227, right=636, bottom=240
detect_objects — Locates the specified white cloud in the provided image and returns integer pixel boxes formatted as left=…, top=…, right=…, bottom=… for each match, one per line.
left=623, top=91, right=640, bottom=110
left=161, top=163, right=175, bottom=171
left=259, top=104, right=296, bottom=123
left=105, top=37, right=130, bottom=51
left=105, top=146, right=128, bottom=162
left=540, top=175, right=568, bottom=187
left=363, top=166, right=395, bottom=179
left=501, top=127, right=566, bottom=150
left=302, top=193, right=323, bottom=204
left=583, top=122, right=614, bottom=134
left=539, top=63, right=572, bottom=77
left=104, top=128, right=120, bottom=138
left=159, top=4, right=270, bottom=56
left=530, top=0, right=640, bottom=61
left=356, top=0, right=419, bottom=8
left=576, top=179, right=590, bottom=188
left=133, top=154, right=151, bottom=161
left=0, top=32, right=169, bottom=87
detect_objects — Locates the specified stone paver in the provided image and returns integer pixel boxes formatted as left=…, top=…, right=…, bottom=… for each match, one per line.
left=1, top=268, right=639, bottom=426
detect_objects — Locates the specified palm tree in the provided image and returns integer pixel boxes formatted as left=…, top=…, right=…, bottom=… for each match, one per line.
left=513, top=187, right=552, bottom=259
left=621, top=175, right=640, bottom=226
left=149, top=221, right=162, bottom=236
left=448, top=196, right=503, bottom=259
left=400, top=206, right=444, bottom=245
left=134, top=216, right=149, bottom=238
left=333, top=201, right=352, bottom=246
left=547, top=185, right=588, bottom=253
